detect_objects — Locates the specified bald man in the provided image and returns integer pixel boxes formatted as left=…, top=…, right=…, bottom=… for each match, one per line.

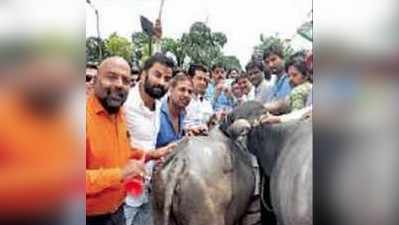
left=93, top=57, right=132, bottom=113
left=86, top=57, right=146, bottom=225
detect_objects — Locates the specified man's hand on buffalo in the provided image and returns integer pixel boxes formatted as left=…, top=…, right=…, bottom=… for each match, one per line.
left=264, top=98, right=290, bottom=115
left=260, top=112, right=282, bottom=124
left=149, top=142, right=177, bottom=160
left=186, top=126, right=208, bottom=136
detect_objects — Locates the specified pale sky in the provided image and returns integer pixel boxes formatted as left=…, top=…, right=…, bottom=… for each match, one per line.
left=86, top=0, right=312, bottom=66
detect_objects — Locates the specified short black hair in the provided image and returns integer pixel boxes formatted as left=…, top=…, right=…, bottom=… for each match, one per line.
left=86, top=62, right=98, bottom=70
left=245, top=60, right=264, bottom=73
left=263, top=43, right=284, bottom=60
left=188, top=64, right=208, bottom=78
left=173, top=68, right=186, bottom=77
left=289, top=50, right=307, bottom=61
left=285, top=57, right=308, bottom=78
left=169, top=73, right=192, bottom=89
left=238, top=72, right=248, bottom=80
left=245, top=60, right=271, bottom=80
left=143, top=53, right=175, bottom=72
left=211, top=63, right=225, bottom=71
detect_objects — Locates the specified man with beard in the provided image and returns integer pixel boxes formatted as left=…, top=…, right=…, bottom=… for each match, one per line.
left=263, top=43, right=292, bottom=102
left=123, top=53, right=176, bottom=225
left=184, top=64, right=214, bottom=136
left=156, top=74, right=193, bottom=147
left=246, top=60, right=275, bottom=104
left=86, top=56, right=146, bottom=225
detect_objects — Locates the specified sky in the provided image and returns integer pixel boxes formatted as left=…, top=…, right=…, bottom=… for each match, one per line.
left=0, top=0, right=83, bottom=37
left=86, top=0, right=312, bottom=66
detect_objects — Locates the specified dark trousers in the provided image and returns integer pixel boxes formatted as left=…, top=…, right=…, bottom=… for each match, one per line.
left=86, top=206, right=125, bottom=225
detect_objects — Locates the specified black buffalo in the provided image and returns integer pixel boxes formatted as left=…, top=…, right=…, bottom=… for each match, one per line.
left=224, top=102, right=312, bottom=225
left=152, top=101, right=312, bottom=225
left=151, top=102, right=267, bottom=225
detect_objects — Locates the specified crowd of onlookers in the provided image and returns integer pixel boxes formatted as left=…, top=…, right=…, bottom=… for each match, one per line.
left=86, top=45, right=313, bottom=129
left=85, top=43, right=312, bottom=225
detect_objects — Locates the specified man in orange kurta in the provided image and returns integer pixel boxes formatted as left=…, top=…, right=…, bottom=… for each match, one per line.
left=86, top=57, right=146, bottom=225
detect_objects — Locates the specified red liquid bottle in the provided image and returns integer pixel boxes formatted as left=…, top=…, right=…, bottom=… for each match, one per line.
left=123, top=177, right=143, bottom=197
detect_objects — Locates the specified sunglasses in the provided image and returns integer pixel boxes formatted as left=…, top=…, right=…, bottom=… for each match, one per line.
left=86, top=75, right=94, bottom=83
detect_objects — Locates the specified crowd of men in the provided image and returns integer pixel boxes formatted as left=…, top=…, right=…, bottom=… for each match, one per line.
left=85, top=42, right=313, bottom=225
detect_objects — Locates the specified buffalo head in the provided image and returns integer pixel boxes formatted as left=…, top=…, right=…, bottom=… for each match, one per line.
left=220, top=101, right=267, bottom=141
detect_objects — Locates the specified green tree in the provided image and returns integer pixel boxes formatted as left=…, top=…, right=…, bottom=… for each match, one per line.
left=105, top=32, right=133, bottom=63
left=214, top=55, right=242, bottom=71
left=131, top=32, right=152, bottom=66
left=86, top=36, right=108, bottom=63
left=180, top=22, right=227, bottom=67
left=253, top=34, right=294, bottom=62
left=161, top=38, right=185, bottom=67
left=127, top=22, right=240, bottom=69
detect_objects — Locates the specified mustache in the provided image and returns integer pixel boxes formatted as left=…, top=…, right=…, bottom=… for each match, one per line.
left=106, top=88, right=127, bottom=97
left=105, top=88, right=128, bottom=103
left=152, top=85, right=165, bottom=91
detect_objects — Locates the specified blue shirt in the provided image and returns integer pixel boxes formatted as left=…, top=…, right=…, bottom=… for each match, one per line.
left=213, top=93, right=234, bottom=112
left=205, top=81, right=234, bottom=112
left=156, top=97, right=185, bottom=148
left=267, top=73, right=293, bottom=102
left=204, top=82, right=216, bottom=101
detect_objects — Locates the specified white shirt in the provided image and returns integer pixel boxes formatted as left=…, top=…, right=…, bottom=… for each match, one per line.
left=254, top=80, right=271, bottom=104
left=269, top=74, right=278, bottom=86
left=280, top=105, right=312, bottom=122
left=254, top=75, right=277, bottom=104
left=243, top=87, right=256, bottom=102
left=184, top=94, right=214, bottom=130
left=123, top=83, right=161, bottom=207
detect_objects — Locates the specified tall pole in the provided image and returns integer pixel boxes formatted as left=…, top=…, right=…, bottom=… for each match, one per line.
left=158, top=0, right=165, bottom=20
left=95, top=9, right=101, bottom=39
left=87, top=0, right=102, bottom=58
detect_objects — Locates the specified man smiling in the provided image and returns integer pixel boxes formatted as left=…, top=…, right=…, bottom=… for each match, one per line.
left=156, top=73, right=193, bottom=147
left=86, top=57, right=146, bottom=225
